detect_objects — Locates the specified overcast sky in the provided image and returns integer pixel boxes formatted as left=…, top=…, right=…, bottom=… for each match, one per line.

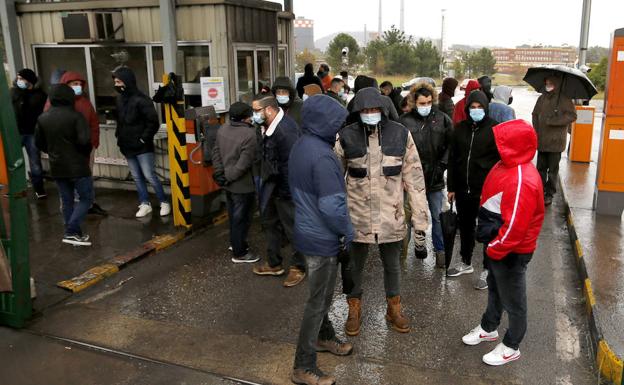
left=271, top=0, right=621, bottom=48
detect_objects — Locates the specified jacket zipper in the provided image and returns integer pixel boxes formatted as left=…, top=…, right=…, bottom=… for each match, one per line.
left=466, top=128, right=476, bottom=194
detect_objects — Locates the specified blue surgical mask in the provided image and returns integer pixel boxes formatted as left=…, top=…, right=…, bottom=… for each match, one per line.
left=338, top=89, right=345, bottom=97
left=16, top=79, right=27, bottom=89
left=302, top=94, right=309, bottom=101
left=469, top=108, right=486, bottom=122
left=417, top=106, right=432, bottom=117
left=71, top=85, right=83, bottom=95
left=276, top=95, right=290, bottom=105
left=360, top=112, right=381, bottom=126
left=252, top=111, right=265, bottom=125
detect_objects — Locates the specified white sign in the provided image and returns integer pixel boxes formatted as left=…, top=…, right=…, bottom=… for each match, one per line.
left=576, top=109, right=594, bottom=125
left=200, top=77, right=226, bottom=113
left=609, top=129, right=624, bottom=140
left=618, top=51, right=624, bottom=62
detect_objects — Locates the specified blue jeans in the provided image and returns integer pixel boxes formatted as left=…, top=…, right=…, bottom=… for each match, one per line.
left=427, top=190, right=445, bottom=252
left=226, top=191, right=255, bottom=257
left=126, top=152, right=167, bottom=204
left=21, top=135, right=44, bottom=192
left=56, top=176, right=94, bottom=236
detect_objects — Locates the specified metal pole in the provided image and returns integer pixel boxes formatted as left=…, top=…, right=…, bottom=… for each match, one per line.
left=159, top=0, right=178, bottom=74
left=578, top=0, right=591, bottom=67
left=400, top=0, right=404, bottom=32
left=378, top=0, right=382, bottom=38
left=0, top=0, right=24, bottom=79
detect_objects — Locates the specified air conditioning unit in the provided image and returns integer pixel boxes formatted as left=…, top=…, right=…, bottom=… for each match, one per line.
left=61, top=11, right=124, bottom=42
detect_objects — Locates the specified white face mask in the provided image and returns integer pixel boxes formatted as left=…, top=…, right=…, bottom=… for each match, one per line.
left=71, top=85, right=83, bottom=95
left=417, top=106, right=432, bottom=117
left=360, top=112, right=382, bottom=126
left=302, top=94, right=309, bottom=101
left=276, top=95, right=290, bottom=105
left=16, top=79, right=28, bottom=89
left=545, top=85, right=555, bottom=93
left=252, top=111, right=265, bottom=125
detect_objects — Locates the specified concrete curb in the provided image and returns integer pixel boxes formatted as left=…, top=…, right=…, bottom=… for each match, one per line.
left=559, top=176, right=624, bottom=385
left=57, top=212, right=229, bottom=294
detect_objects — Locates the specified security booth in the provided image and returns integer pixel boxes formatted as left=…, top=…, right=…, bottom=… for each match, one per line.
left=594, top=27, right=624, bottom=216
left=13, top=0, right=294, bottom=202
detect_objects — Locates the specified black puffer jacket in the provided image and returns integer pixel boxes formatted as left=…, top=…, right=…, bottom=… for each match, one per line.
left=113, top=67, right=160, bottom=157
left=400, top=106, right=453, bottom=192
left=447, top=90, right=500, bottom=195
left=35, top=84, right=91, bottom=178
left=272, top=76, right=303, bottom=126
left=10, top=85, right=47, bottom=135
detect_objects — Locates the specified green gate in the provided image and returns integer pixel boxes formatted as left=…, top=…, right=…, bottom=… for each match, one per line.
left=0, top=67, right=32, bottom=328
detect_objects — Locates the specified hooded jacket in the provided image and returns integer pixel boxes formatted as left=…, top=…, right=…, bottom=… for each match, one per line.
left=35, top=84, right=91, bottom=179
left=452, top=79, right=481, bottom=125
left=262, top=108, right=301, bottom=199
left=448, top=90, right=500, bottom=196
left=346, top=78, right=399, bottom=125
left=10, top=81, right=47, bottom=136
left=489, top=86, right=516, bottom=123
left=296, top=64, right=323, bottom=98
left=478, top=76, right=494, bottom=103
left=400, top=86, right=453, bottom=193
left=272, top=76, right=303, bottom=127
left=113, top=67, right=160, bottom=157
left=477, top=119, right=545, bottom=260
left=45, top=71, right=100, bottom=148
left=531, top=77, right=577, bottom=153
left=438, top=77, right=458, bottom=118
left=289, top=95, right=354, bottom=257
left=336, top=88, right=429, bottom=244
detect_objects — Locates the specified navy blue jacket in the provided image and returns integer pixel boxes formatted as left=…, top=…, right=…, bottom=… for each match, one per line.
left=262, top=112, right=301, bottom=199
left=289, top=95, right=354, bottom=257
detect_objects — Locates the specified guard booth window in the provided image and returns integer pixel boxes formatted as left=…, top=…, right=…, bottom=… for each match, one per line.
left=34, top=47, right=87, bottom=93
left=235, top=47, right=273, bottom=103
left=277, top=47, right=287, bottom=77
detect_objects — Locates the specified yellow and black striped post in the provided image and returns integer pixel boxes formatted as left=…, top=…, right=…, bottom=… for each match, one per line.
left=163, top=74, right=192, bottom=228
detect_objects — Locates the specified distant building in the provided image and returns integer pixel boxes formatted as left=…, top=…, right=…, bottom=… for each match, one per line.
left=294, top=16, right=314, bottom=53
left=493, top=47, right=577, bottom=73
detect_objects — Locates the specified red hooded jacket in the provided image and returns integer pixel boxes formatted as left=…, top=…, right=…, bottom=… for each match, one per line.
left=477, top=119, right=545, bottom=260
left=45, top=71, right=100, bottom=148
left=452, top=79, right=480, bottom=126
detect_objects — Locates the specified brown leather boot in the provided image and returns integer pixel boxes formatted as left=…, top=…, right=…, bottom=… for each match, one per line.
left=291, top=368, right=336, bottom=385
left=386, top=295, right=410, bottom=333
left=345, top=298, right=361, bottom=336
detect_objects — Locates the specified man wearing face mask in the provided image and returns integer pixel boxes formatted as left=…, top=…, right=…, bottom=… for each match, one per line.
left=326, top=77, right=347, bottom=107
left=112, top=66, right=171, bottom=218
left=212, top=102, right=260, bottom=264
left=303, top=84, right=323, bottom=101
left=272, top=76, right=303, bottom=127
left=317, top=63, right=332, bottom=92
left=489, top=85, right=516, bottom=123
left=400, top=83, right=453, bottom=267
left=44, top=71, right=106, bottom=215
left=336, top=87, right=429, bottom=336
left=532, top=75, right=577, bottom=207
left=251, top=95, right=306, bottom=288
left=447, top=90, right=500, bottom=290
left=10, top=68, right=48, bottom=198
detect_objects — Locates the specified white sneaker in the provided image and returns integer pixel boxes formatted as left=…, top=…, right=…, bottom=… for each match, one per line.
left=474, top=269, right=489, bottom=290
left=482, top=342, right=521, bottom=366
left=447, top=262, right=474, bottom=277
left=135, top=203, right=152, bottom=218
left=159, top=202, right=171, bottom=216
left=462, top=325, right=499, bottom=345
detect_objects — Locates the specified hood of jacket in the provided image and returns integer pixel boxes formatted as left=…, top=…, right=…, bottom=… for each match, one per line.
left=353, top=75, right=378, bottom=94
left=493, top=119, right=537, bottom=167
left=112, top=66, right=138, bottom=93
left=442, top=77, right=459, bottom=97
left=492, top=86, right=512, bottom=104
left=49, top=84, right=76, bottom=107
left=60, top=71, right=87, bottom=87
left=464, top=79, right=481, bottom=98
left=477, top=76, right=492, bottom=93
left=304, top=63, right=315, bottom=76
left=351, top=87, right=388, bottom=116
left=409, top=81, right=438, bottom=106
left=302, top=95, right=348, bottom=144
left=464, top=90, right=490, bottom=117
left=272, top=76, right=297, bottom=105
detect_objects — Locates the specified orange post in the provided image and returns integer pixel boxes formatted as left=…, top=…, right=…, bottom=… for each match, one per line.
left=570, top=105, right=595, bottom=163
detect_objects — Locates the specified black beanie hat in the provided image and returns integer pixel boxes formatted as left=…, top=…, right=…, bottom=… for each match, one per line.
left=18, top=68, right=38, bottom=85
left=229, top=102, right=253, bottom=122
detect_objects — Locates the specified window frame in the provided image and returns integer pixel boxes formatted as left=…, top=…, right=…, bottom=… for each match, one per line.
left=232, top=44, right=275, bottom=100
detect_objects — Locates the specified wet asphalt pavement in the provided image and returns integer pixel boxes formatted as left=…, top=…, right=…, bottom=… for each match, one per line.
left=2, top=87, right=605, bottom=384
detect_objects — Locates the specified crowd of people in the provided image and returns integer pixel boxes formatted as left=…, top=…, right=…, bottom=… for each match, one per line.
left=12, top=60, right=577, bottom=385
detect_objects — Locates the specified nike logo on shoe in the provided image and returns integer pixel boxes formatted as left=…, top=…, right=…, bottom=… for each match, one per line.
left=502, top=353, right=519, bottom=360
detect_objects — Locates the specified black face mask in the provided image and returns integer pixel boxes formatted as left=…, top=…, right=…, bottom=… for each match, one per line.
left=114, top=85, right=126, bottom=94
left=317, top=71, right=327, bottom=78
left=508, top=96, right=513, bottom=105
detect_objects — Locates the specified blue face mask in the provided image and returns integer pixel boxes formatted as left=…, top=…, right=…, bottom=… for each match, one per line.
left=417, top=106, right=432, bottom=117
left=338, top=89, right=345, bottom=97
left=469, top=108, right=486, bottom=122
left=16, top=79, right=27, bottom=89
left=276, top=95, right=290, bottom=105
left=252, top=111, right=265, bottom=125
left=360, top=112, right=382, bottom=126
left=71, top=85, right=83, bottom=96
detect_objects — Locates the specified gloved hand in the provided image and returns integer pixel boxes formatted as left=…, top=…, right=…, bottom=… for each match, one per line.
left=213, top=171, right=229, bottom=187
left=413, top=230, right=427, bottom=259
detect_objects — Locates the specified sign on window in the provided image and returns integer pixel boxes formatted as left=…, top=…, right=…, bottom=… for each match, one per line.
left=200, top=77, right=226, bottom=113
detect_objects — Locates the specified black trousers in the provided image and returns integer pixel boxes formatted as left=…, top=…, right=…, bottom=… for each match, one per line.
left=480, top=253, right=532, bottom=350
left=346, top=241, right=402, bottom=299
left=263, top=196, right=305, bottom=270
left=293, top=255, right=337, bottom=371
left=225, top=191, right=255, bottom=257
left=455, top=191, right=488, bottom=268
left=536, top=151, right=561, bottom=198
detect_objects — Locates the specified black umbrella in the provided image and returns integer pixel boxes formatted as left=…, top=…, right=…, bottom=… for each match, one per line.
left=440, top=201, right=458, bottom=271
left=523, top=65, right=598, bottom=100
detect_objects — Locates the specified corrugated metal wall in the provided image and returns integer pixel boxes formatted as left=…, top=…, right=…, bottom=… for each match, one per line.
left=226, top=5, right=276, bottom=44
left=123, top=7, right=161, bottom=42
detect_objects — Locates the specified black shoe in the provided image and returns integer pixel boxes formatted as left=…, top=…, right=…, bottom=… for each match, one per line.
left=414, top=244, right=428, bottom=259
left=35, top=191, right=47, bottom=200
left=88, top=203, right=108, bottom=216
left=544, top=196, right=553, bottom=206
